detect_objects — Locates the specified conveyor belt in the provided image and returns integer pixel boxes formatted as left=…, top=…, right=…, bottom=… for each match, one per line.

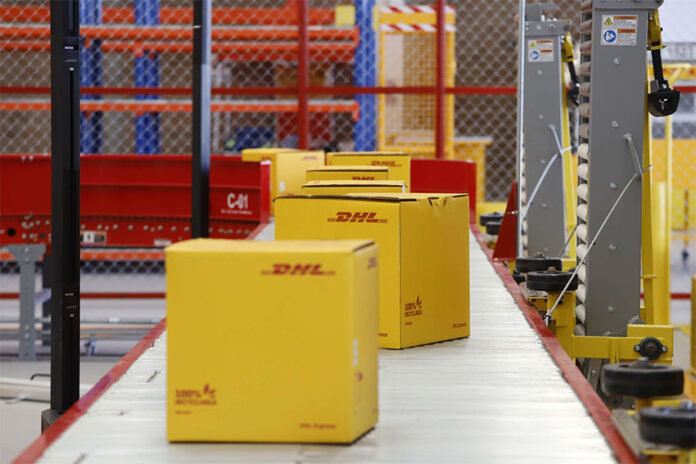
left=20, top=226, right=619, bottom=462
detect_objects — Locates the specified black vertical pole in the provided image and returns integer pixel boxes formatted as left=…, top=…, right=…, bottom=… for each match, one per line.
left=192, top=0, right=211, bottom=238
left=42, top=0, right=81, bottom=430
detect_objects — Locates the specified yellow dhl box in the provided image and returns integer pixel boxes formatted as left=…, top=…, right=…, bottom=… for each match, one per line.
left=166, top=239, right=379, bottom=443
left=242, top=148, right=325, bottom=213
left=326, top=152, right=411, bottom=191
left=275, top=193, right=470, bottom=349
left=306, top=165, right=390, bottom=182
left=301, top=180, right=406, bottom=195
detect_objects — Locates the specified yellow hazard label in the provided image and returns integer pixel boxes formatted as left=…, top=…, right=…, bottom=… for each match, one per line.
left=530, top=41, right=536, bottom=47
left=604, top=17, right=613, bottom=25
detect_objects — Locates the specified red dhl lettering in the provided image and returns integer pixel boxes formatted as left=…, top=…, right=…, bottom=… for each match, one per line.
left=351, top=176, right=376, bottom=180
left=327, top=211, right=387, bottom=223
left=370, top=160, right=398, bottom=167
left=299, top=423, right=337, bottom=429
left=261, top=263, right=335, bottom=276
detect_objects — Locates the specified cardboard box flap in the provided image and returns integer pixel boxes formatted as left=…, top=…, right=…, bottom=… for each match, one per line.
left=303, top=180, right=406, bottom=188
left=347, top=192, right=468, bottom=200
left=276, top=195, right=418, bottom=204
left=307, top=166, right=390, bottom=173
left=166, top=238, right=375, bottom=253
left=328, top=151, right=408, bottom=157
left=241, top=148, right=296, bottom=161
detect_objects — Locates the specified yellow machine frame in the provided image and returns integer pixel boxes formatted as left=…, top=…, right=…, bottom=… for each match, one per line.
left=543, top=291, right=673, bottom=364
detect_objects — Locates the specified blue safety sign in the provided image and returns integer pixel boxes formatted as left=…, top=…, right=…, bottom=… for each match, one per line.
left=603, top=29, right=617, bottom=43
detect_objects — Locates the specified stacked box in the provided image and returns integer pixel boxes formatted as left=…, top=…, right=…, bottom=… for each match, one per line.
left=301, top=180, right=406, bottom=195
left=326, top=152, right=411, bottom=191
left=306, top=165, right=390, bottom=182
left=242, top=149, right=324, bottom=213
left=166, top=239, right=379, bottom=443
left=275, top=193, right=470, bottom=349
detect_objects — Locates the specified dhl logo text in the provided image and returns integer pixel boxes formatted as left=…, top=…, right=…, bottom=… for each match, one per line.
left=327, top=212, right=387, bottom=223
left=261, top=263, right=335, bottom=276
left=351, top=176, right=376, bottom=180
left=370, top=161, right=398, bottom=167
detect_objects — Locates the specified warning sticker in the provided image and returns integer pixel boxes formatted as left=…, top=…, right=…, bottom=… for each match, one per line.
left=528, top=39, right=554, bottom=63
left=601, top=15, right=637, bottom=46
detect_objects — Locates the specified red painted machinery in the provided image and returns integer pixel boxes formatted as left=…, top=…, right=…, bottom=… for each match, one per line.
left=0, top=154, right=270, bottom=248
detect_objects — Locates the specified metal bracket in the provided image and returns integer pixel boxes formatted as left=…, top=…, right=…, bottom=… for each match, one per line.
left=623, top=133, right=644, bottom=181
left=8, top=244, right=47, bottom=360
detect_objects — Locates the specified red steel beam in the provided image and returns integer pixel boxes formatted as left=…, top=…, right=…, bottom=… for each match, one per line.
left=1, top=85, right=519, bottom=96
left=0, top=100, right=360, bottom=120
left=4, top=84, right=696, bottom=96
left=0, top=26, right=357, bottom=43
left=434, top=0, right=447, bottom=160
left=296, top=0, right=310, bottom=149
left=0, top=5, right=335, bottom=26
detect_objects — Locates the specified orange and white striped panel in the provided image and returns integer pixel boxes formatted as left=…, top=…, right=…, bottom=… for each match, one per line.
left=380, top=23, right=456, bottom=32
left=379, top=5, right=455, bottom=15
left=378, top=4, right=456, bottom=32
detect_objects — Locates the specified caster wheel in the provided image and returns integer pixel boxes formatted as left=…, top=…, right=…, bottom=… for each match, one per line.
left=600, top=358, right=684, bottom=398
left=639, top=403, right=696, bottom=448
left=479, top=212, right=503, bottom=227
left=485, top=220, right=501, bottom=236
left=512, top=272, right=526, bottom=284
left=515, top=254, right=563, bottom=274
left=525, top=269, right=578, bottom=292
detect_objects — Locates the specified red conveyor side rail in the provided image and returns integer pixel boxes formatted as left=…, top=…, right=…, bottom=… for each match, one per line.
left=471, top=227, right=639, bottom=464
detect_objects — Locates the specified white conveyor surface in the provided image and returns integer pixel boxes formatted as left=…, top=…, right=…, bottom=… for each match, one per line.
left=35, top=227, right=616, bottom=463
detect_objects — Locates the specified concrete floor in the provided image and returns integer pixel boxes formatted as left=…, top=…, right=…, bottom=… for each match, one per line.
left=0, top=297, right=165, bottom=462
left=0, top=359, right=119, bottom=463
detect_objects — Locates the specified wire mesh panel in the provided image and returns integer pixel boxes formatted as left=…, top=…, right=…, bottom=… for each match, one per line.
left=650, top=1, right=696, bottom=237
left=376, top=6, right=455, bottom=157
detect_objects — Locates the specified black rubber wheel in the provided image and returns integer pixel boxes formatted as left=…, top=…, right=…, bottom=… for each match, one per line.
left=525, top=269, right=578, bottom=292
left=485, top=220, right=501, bottom=236
left=639, top=404, right=696, bottom=448
left=600, top=359, right=684, bottom=398
left=479, top=212, right=503, bottom=226
left=512, top=272, right=526, bottom=284
left=515, top=255, right=563, bottom=273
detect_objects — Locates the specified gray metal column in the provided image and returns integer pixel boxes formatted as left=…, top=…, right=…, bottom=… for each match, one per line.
left=519, top=3, right=569, bottom=256
left=576, top=0, right=663, bottom=336
left=8, top=244, right=46, bottom=361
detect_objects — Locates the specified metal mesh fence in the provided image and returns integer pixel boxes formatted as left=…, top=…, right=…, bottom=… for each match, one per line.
left=1, top=1, right=695, bottom=263
left=2, top=1, right=694, bottom=193
left=650, top=1, right=696, bottom=237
